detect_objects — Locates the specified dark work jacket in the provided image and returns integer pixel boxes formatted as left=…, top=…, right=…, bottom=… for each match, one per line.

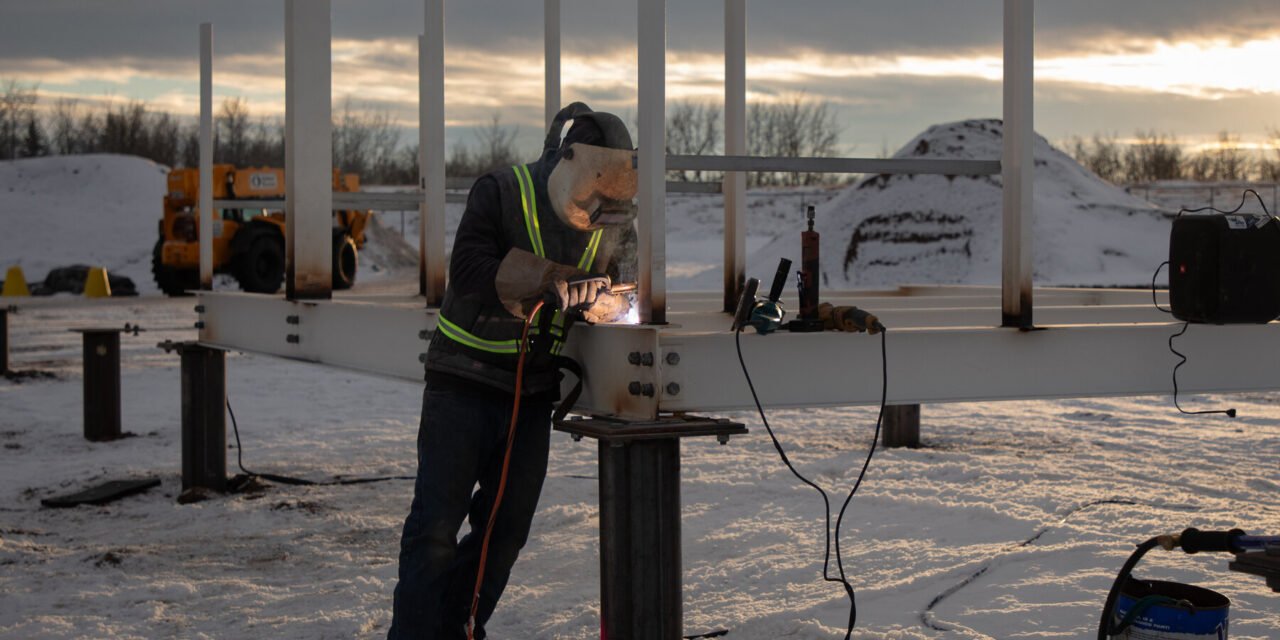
left=425, top=155, right=634, bottom=398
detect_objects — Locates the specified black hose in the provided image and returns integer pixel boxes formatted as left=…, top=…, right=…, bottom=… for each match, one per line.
left=1096, top=537, right=1161, bottom=640
left=227, top=398, right=414, bottom=487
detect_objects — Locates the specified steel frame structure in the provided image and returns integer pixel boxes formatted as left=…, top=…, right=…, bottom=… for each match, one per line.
left=195, top=0, right=1280, bottom=420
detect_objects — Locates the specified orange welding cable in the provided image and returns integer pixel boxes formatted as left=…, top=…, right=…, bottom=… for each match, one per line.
left=467, top=299, right=543, bottom=640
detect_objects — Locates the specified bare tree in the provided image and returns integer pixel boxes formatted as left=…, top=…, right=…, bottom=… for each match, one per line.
left=665, top=100, right=721, bottom=182
left=1123, top=130, right=1182, bottom=183
left=1070, top=133, right=1124, bottom=183
left=0, top=80, right=39, bottom=159
left=1259, top=127, right=1280, bottom=182
left=215, top=97, right=251, bottom=164
left=746, top=95, right=841, bottom=186
left=1209, top=130, right=1251, bottom=181
left=445, top=113, right=521, bottom=178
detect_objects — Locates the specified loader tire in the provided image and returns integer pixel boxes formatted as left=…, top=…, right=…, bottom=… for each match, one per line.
left=235, top=229, right=285, bottom=294
left=332, top=232, right=358, bottom=290
left=152, top=238, right=198, bottom=297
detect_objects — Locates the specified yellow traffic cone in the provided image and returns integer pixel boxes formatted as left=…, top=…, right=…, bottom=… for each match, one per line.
left=2, top=266, right=30, bottom=297
left=84, top=267, right=112, bottom=298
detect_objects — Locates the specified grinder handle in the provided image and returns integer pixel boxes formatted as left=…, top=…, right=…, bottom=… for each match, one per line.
left=732, top=278, right=761, bottom=332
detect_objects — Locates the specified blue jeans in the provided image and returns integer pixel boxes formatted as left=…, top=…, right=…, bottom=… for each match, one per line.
left=388, top=385, right=553, bottom=639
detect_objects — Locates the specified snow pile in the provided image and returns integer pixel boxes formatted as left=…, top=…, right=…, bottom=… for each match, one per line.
left=749, top=119, right=1173, bottom=289
left=0, top=155, right=168, bottom=294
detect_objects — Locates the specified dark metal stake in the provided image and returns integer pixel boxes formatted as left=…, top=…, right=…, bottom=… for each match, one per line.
left=599, top=438, right=683, bottom=638
left=75, top=329, right=122, bottom=442
left=0, top=308, right=9, bottom=375
left=180, top=344, right=226, bottom=492
left=555, top=415, right=746, bottom=639
left=882, top=404, right=921, bottom=449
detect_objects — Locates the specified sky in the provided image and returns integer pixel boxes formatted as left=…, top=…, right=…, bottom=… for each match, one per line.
left=2, top=0, right=1279, bottom=156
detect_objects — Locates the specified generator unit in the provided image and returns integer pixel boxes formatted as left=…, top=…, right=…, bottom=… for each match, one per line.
left=1168, top=212, right=1280, bottom=324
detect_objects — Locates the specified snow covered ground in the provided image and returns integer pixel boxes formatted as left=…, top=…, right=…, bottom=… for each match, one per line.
left=2, top=144, right=1279, bottom=638
left=3, top=300, right=1279, bottom=639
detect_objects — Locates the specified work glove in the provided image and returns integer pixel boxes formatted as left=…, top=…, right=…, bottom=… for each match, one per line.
left=580, top=291, right=634, bottom=324
left=819, top=302, right=883, bottom=334
left=495, top=248, right=609, bottom=318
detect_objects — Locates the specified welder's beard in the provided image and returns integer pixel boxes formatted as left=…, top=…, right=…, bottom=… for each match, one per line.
left=548, top=143, right=638, bottom=231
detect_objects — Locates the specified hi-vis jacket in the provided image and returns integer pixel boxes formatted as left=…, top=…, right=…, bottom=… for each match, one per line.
left=425, top=157, right=632, bottom=397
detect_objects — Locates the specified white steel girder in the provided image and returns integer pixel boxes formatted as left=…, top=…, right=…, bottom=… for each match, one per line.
left=196, top=290, right=1280, bottom=420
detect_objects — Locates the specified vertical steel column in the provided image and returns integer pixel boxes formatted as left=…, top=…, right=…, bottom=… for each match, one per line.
left=881, top=404, right=921, bottom=449
left=723, top=0, right=747, bottom=313
left=0, top=308, right=8, bottom=375
left=1002, top=0, right=1034, bottom=328
left=78, top=329, right=122, bottom=442
left=285, top=0, right=333, bottom=300
left=638, top=0, right=667, bottom=324
left=598, top=439, right=682, bottom=638
left=420, top=0, right=447, bottom=305
left=180, top=344, right=226, bottom=492
left=198, top=23, right=214, bottom=290
left=544, top=0, right=561, bottom=129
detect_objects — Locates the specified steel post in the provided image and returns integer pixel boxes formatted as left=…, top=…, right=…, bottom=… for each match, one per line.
left=420, top=0, right=447, bottom=305
left=284, top=0, right=333, bottom=300
left=0, top=308, right=8, bottom=375
left=77, top=329, right=122, bottom=442
left=1002, top=0, right=1034, bottom=328
left=556, top=416, right=745, bottom=639
left=881, top=404, right=921, bottom=449
left=723, top=0, right=747, bottom=313
left=180, top=344, right=226, bottom=492
left=199, top=23, right=214, bottom=290
left=599, top=438, right=683, bottom=638
left=637, top=0, right=667, bottom=324
left=544, top=0, right=561, bottom=129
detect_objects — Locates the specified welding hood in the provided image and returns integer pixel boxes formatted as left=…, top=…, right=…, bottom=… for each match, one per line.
left=544, top=103, right=638, bottom=232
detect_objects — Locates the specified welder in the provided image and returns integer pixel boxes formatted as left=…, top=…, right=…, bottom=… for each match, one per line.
left=388, top=102, right=637, bottom=639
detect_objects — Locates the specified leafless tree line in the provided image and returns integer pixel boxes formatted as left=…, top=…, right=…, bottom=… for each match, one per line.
left=663, top=96, right=842, bottom=186
left=1070, top=129, right=1280, bottom=184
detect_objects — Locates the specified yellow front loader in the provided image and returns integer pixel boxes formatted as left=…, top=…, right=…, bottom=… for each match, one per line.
left=152, top=165, right=371, bottom=295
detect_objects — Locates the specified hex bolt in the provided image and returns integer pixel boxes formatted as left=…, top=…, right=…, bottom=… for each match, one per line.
left=286, top=315, right=300, bottom=325
left=717, top=434, right=731, bottom=445
left=418, top=329, right=432, bottom=340
left=628, top=351, right=642, bottom=365
left=665, top=352, right=680, bottom=366
left=286, top=334, right=300, bottom=344
left=571, top=433, right=583, bottom=442
left=193, top=305, right=206, bottom=313
left=640, top=352, right=655, bottom=367
left=641, top=383, right=655, bottom=398
left=628, top=381, right=643, bottom=396
left=194, top=321, right=205, bottom=329
left=418, top=353, right=428, bottom=363
left=666, top=382, right=681, bottom=396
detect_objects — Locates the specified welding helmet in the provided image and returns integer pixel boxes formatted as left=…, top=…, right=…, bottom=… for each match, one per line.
left=545, top=102, right=638, bottom=231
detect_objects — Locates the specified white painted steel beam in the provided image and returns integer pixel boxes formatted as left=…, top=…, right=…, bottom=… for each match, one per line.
left=544, top=0, right=560, bottom=129
left=723, top=0, right=746, bottom=313
left=284, top=0, right=333, bottom=300
left=198, top=292, right=432, bottom=381
left=1002, top=0, right=1034, bottom=327
left=420, top=13, right=447, bottom=305
left=648, top=321, right=1280, bottom=414
left=198, top=23, right=213, bottom=290
left=637, top=0, right=667, bottom=324
left=197, top=289, right=1276, bottom=421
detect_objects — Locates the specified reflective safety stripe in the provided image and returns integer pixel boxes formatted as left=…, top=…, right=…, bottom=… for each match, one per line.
left=577, top=229, right=603, bottom=271
left=514, top=165, right=545, bottom=258
left=436, top=166, right=598, bottom=357
left=437, top=316, right=519, bottom=354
